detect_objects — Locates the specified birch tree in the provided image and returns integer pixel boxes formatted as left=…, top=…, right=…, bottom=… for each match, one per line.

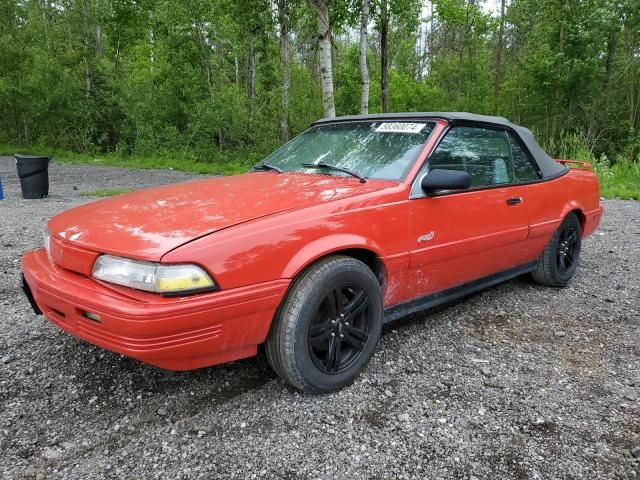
left=494, top=0, right=505, bottom=112
left=379, top=0, right=390, bottom=112
left=359, top=0, right=370, bottom=114
left=308, top=0, right=336, bottom=118
left=81, top=0, right=93, bottom=97
left=277, top=0, right=292, bottom=141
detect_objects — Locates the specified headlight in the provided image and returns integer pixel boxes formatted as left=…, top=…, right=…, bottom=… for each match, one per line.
left=92, top=255, right=216, bottom=295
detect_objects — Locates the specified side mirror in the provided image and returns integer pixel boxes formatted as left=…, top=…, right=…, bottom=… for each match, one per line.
left=421, top=169, right=472, bottom=194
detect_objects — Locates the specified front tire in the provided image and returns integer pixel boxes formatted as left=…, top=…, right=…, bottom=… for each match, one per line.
left=532, top=212, right=582, bottom=287
left=265, top=256, right=383, bottom=393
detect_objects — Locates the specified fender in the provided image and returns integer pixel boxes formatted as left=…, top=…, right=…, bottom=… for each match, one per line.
left=559, top=200, right=586, bottom=227
left=529, top=199, right=586, bottom=239
left=281, top=234, right=387, bottom=279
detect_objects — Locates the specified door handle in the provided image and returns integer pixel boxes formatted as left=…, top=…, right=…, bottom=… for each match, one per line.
left=507, top=197, right=523, bottom=205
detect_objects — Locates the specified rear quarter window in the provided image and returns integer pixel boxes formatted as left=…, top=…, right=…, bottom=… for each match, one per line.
left=508, top=131, right=541, bottom=181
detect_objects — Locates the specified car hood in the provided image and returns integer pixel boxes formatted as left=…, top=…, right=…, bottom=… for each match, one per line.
left=48, top=172, right=395, bottom=261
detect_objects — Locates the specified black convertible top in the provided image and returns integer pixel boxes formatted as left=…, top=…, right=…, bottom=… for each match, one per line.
left=313, top=112, right=566, bottom=180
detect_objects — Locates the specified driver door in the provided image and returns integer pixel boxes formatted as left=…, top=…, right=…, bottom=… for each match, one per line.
left=405, top=125, right=531, bottom=301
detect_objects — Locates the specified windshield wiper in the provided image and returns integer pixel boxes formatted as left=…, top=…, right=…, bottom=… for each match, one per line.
left=252, top=163, right=283, bottom=174
left=301, top=162, right=367, bottom=183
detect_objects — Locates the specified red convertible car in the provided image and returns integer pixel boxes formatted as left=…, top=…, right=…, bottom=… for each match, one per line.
left=22, top=113, right=603, bottom=392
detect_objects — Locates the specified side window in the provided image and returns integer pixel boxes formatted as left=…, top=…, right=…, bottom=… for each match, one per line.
left=508, top=131, right=541, bottom=181
left=427, top=126, right=514, bottom=188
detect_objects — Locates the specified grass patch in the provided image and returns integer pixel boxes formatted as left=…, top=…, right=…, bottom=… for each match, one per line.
left=598, top=164, right=640, bottom=200
left=591, top=154, right=640, bottom=201
left=0, top=143, right=262, bottom=176
left=555, top=134, right=640, bottom=201
left=601, top=186, right=640, bottom=200
left=79, top=188, right=136, bottom=197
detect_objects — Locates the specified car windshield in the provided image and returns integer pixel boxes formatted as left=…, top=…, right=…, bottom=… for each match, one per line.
left=257, top=121, right=436, bottom=181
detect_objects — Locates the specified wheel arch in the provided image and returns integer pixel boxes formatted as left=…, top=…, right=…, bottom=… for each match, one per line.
left=281, top=236, right=387, bottom=289
left=559, top=201, right=587, bottom=235
left=570, top=208, right=586, bottom=234
left=565, top=207, right=586, bottom=235
left=332, top=248, right=386, bottom=288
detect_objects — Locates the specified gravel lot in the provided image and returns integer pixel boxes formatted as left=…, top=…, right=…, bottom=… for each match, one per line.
left=0, top=156, right=638, bottom=480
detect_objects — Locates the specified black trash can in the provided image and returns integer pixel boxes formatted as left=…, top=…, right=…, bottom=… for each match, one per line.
left=15, top=154, right=50, bottom=199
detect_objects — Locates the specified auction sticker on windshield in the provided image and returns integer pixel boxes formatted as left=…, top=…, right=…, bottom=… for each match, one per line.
left=375, top=122, right=426, bottom=134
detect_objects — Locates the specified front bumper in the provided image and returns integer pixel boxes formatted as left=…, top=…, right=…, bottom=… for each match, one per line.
left=22, top=249, right=289, bottom=370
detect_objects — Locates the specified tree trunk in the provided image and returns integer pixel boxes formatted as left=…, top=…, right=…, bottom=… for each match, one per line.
left=278, top=0, right=291, bottom=142
left=81, top=0, right=92, bottom=98
left=380, top=0, right=390, bottom=113
left=604, top=30, right=618, bottom=92
left=194, top=18, right=212, bottom=95
left=148, top=11, right=155, bottom=72
left=148, top=28, right=155, bottom=70
left=247, top=32, right=257, bottom=106
left=95, top=23, right=103, bottom=56
left=40, top=0, right=49, bottom=49
left=309, top=0, right=336, bottom=118
left=429, top=2, right=435, bottom=63
left=114, top=35, right=121, bottom=78
left=627, top=33, right=640, bottom=142
left=359, top=0, right=370, bottom=114
left=494, top=0, right=505, bottom=113
left=94, top=0, right=102, bottom=57
left=551, top=4, right=566, bottom=145
left=416, top=21, right=426, bottom=80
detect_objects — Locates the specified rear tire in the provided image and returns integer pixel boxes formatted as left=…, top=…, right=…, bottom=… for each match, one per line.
left=532, top=212, right=582, bottom=287
left=265, top=256, right=383, bottom=393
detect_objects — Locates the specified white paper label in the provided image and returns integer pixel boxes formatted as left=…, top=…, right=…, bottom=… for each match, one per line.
left=375, top=122, right=426, bottom=134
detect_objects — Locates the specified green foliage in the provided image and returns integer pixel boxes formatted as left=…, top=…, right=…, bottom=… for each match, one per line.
left=554, top=133, right=640, bottom=200
left=593, top=154, right=640, bottom=201
left=601, top=162, right=640, bottom=201
left=0, top=143, right=254, bottom=176
left=0, top=0, right=638, bottom=199
left=79, top=188, right=136, bottom=197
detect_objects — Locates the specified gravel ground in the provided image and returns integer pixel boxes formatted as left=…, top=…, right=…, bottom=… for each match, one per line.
left=0, top=156, right=638, bottom=480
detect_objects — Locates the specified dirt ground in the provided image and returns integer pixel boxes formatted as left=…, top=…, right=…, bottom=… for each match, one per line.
left=0, top=157, right=638, bottom=479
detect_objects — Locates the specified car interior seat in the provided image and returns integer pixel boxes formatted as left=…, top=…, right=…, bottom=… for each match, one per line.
left=492, top=158, right=510, bottom=184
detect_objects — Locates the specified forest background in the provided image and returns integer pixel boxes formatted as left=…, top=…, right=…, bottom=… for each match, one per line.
left=1, top=0, right=638, bottom=198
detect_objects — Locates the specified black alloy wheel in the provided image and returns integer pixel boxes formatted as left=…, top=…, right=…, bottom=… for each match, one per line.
left=265, top=255, right=383, bottom=393
left=532, top=212, right=582, bottom=287
left=556, top=221, right=579, bottom=274
left=307, top=284, right=371, bottom=374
